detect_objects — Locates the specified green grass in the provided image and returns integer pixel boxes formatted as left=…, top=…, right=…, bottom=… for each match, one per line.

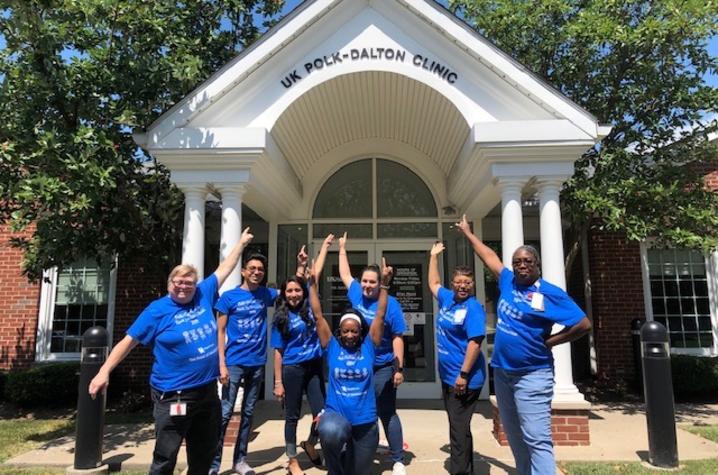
left=560, top=459, right=718, bottom=474
left=0, top=419, right=74, bottom=464
left=560, top=424, right=718, bottom=474
left=683, top=423, right=718, bottom=443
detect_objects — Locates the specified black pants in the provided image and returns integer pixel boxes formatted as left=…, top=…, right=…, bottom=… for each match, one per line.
left=150, top=382, right=221, bottom=475
left=442, top=383, right=480, bottom=475
left=282, top=357, right=326, bottom=457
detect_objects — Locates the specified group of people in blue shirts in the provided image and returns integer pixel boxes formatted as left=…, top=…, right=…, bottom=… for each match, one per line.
left=89, top=214, right=591, bottom=475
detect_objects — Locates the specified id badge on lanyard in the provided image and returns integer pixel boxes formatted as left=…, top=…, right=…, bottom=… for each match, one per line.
left=530, top=281, right=545, bottom=312
left=169, top=391, right=187, bottom=416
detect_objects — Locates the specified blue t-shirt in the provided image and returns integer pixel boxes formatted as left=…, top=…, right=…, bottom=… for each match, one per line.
left=491, top=268, right=585, bottom=371
left=128, top=274, right=220, bottom=392
left=324, top=336, right=376, bottom=426
left=270, top=309, right=323, bottom=365
left=347, top=280, right=405, bottom=366
left=436, top=287, right=487, bottom=390
left=216, top=286, right=279, bottom=367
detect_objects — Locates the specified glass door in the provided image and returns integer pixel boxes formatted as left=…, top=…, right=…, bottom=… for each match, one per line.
left=378, top=243, right=440, bottom=398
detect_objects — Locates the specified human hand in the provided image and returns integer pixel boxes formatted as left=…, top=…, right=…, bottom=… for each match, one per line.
left=297, top=245, right=309, bottom=267
left=322, top=234, right=335, bottom=249
left=454, top=374, right=467, bottom=395
left=381, top=257, right=394, bottom=285
left=430, top=242, right=445, bottom=256
left=393, top=370, right=404, bottom=388
left=88, top=371, right=109, bottom=400
left=455, top=214, right=470, bottom=235
left=273, top=381, right=285, bottom=401
left=240, top=227, right=254, bottom=247
left=338, top=232, right=347, bottom=249
left=219, top=364, right=229, bottom=385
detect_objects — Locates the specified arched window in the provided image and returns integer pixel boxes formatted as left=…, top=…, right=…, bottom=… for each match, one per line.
left=313, top=158, right=437, bottom=219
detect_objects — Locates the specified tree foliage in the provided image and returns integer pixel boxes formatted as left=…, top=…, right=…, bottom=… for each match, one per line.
left=0, top=0, right=285, bottom=280
left=449, top=0, right=718, bottom=250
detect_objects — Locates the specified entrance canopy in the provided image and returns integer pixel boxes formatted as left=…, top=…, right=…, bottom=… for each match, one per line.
left=135, top=0, right=608, bottom=222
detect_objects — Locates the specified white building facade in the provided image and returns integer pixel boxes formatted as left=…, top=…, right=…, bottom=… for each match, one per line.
left=134, top=0, right=608, bottom=402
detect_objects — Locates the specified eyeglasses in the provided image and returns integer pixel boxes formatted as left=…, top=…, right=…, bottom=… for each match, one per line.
left=172, top=279, right=196, bottom=287
left=512, top=258, right=536, bottom=266
left=244, top=266, right=265, bottom=273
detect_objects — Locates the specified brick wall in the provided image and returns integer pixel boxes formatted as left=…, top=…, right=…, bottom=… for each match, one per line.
left=107, top=257, right=167, bottom=398
left=0, top=225, right=40, bottom=370
left=587, top=229, right=645, bottom=383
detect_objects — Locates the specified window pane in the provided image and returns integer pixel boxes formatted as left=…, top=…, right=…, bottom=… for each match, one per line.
left=277, top=224, right=307, bottom=284
left=647, top=248, right=714, bottom=350
left=312, top=223, right=372, bottom=239
left=51, top=260, right=112, bottom=354
left=313, top=160, right=372, bottom=218
left=377, top=223, right=437, bottom=238
left=377, top=160, right=437, bottom=218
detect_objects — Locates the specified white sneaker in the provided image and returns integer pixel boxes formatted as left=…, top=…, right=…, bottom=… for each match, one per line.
left=233, top=458, right=256, bottom=475
left=392, top=461, right=406, bottom=475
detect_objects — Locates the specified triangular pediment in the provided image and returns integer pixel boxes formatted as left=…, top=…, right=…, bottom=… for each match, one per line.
left=145, top=0, right=601, bottom=146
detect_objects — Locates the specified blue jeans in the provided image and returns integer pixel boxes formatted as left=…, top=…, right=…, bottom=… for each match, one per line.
left=374, top=364, right=404, bottom=463
left=494, top=367, right=555, bottom=475
left=318, top=411, right=379, bottom=475
left=211, top=365, right=264, bottom=472
left=282, top=358, right=326, bottom=457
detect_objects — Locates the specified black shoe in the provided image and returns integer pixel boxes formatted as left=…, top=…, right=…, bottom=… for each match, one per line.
left=300, top=440, right=322, bottom=467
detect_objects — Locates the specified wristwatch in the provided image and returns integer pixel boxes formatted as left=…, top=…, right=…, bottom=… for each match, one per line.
left=459, top=370, right=469, bottom=379
left=396, top=366, right=404, bottom=373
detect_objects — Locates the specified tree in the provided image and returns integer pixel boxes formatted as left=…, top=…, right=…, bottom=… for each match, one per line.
left=449, top=0, right=718, bottom=251
left=0, top=0, right=285, bottom=280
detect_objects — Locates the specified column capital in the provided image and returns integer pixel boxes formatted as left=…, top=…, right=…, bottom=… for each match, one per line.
left=176, top=182, right=208, bottom=195
left=535, top=175, right=570, bottom=189
left=214, top=182, right=248, bottom=198
left=495, top=176, right=529, bottom=190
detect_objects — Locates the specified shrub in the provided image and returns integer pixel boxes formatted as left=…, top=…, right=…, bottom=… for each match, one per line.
left=671, top=355, right=718, bottom=401
left=0, top=371, right=6, bottom=400
left=4, top=362, right=80, bottom=407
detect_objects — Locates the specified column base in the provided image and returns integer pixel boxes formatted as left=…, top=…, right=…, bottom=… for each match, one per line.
left=490, top=396, right=591, bottom=446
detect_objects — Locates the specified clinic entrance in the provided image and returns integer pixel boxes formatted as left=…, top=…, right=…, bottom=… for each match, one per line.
left=315, top=240, right=440, bottom=398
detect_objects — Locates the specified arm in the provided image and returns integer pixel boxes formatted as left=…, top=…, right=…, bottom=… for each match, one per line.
left=273, top=349, right=285, bottom=401
left=215, top=227, right=253, bottom=287
left=456, top=214, right=503, bottom=278
left=217, top=313, right=229, bottom=385
left=337, top=232, right=354, bottom=289
left=308, top=263, right=332, bottom=348
left=428, top=242, right=444, bottom=298
left=544, top=316, right=592, bottom=348
left=312, top=234, right=334, bottom=281
left=88, top=334, right=139, bottom=398
left=295, top=245, right=308, bottom=279
left=392, top=335, right=405, bottom=388
left=454, top=338, right=483, bottom=394
left=369, top=258, right=393, bottom=346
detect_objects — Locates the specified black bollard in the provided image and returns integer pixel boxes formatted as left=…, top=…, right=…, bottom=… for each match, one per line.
left=640, top=321, right=678, bottom=468
left=74, top=326, right=109, bottom=470
left=631, top=318, right=645, bottom=392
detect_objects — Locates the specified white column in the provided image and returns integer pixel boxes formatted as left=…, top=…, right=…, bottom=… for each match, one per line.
left=498, top=178, right=527, bottom=267
left=538, top=177, right=584, bottom=402
left=216, top=184, right=246, bottom=294
left=179, top=184, right=207, bottom=280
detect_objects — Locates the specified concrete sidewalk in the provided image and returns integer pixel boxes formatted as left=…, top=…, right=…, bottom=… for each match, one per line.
left=5, top=400, right=718, bottom=474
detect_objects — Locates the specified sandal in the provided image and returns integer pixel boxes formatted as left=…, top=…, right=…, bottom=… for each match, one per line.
left=300, top=440, right=322, bottom=467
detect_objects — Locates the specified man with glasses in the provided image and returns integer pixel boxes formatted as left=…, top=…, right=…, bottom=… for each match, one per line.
left=211, top=250, right=308, bottom=475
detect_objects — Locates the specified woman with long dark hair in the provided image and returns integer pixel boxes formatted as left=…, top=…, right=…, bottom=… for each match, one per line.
left=271, top=240, right=330, bottom=475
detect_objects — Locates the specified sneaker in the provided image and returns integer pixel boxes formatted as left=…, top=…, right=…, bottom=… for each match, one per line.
left=233, top=458, right=256, bottom=475
left=392, top=462, right=406, bottom=475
